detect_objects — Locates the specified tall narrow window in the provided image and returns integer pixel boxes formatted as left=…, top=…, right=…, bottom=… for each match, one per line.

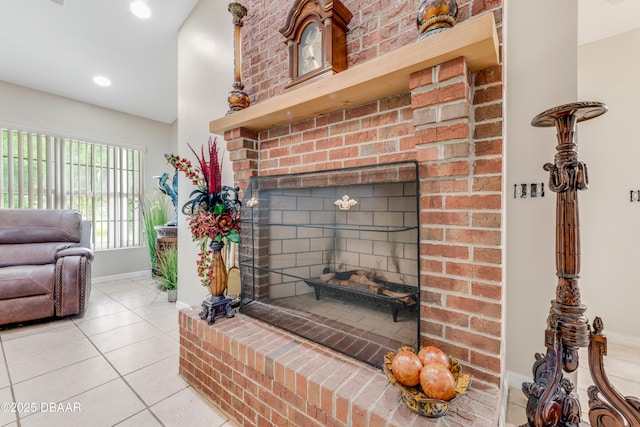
left=0, top=128, right=144, bottom=250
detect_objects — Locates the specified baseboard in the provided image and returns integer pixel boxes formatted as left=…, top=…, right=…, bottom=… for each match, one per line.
left=92, top=270, right=150, bottom=284
left=175, top=301, right=191, bottom=310
left=603, top=330, right=640, bottom=349
left=506, top=370, right=531, bottom=391
left=498, top=376, right=510, bottom=427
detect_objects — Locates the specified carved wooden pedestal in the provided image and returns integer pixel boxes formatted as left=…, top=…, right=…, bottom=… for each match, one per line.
left=199, top=295, right=234, bottom=325
left=522, top=102, right=640, bottom=427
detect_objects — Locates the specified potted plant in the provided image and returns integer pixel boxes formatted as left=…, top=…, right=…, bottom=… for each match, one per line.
left=139, top=193, right=172, bottom=275
left=155, top=246, right=178, bottom=302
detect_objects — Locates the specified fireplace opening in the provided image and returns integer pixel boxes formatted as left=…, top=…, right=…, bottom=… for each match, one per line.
left=239, top=161, right=420, bottom=367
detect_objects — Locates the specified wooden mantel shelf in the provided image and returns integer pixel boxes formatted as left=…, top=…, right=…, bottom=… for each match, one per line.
left=210, top=13, right=499, bottom=135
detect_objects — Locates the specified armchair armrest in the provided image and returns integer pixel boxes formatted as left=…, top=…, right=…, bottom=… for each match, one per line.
left=80, top=220, right=91, bottom=248
left=55, top=247, right=94, bottom=263
left=54, top=247, right=92, bottom=317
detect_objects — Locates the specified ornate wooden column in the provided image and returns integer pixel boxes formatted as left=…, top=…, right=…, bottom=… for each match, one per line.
left=522, top=102, right=604, bottom=426
left=227, top=3, right=249, bottom=114
left=522, top=102, right=640, bottom=427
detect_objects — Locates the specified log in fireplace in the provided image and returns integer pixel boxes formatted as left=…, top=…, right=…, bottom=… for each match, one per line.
left=239, top=161, right=420, bottom=367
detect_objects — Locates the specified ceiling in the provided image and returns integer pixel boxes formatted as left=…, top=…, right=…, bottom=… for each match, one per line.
left=0, top=0, right=638, bottom=125
left=578, top=0, right=640, bottom=45
left=0, top=0, right=199, bottom=124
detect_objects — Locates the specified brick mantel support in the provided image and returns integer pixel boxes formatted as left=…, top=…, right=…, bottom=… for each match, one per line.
left=224, top=127, right=258, bottom=194
left=412, top=57, right=503, bottom=385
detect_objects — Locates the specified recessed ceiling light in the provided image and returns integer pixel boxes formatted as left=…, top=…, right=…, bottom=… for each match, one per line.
left=93, top=75, right=111, bottom=87
left=130, top=1, right=151, bottom=19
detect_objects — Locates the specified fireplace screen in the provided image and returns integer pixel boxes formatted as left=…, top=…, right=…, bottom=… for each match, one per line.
left=239, top=161, right=420, bottom=367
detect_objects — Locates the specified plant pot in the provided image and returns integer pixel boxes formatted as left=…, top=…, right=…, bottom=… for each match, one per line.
left=167, top=289, right=177, bottom=303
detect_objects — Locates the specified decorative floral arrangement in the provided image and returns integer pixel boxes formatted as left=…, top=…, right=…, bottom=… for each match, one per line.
left=165, top=137, right=240, bottom=288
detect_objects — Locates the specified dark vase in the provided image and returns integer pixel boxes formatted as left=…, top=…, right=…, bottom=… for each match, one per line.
left=416, top=0, right=458, bottom=40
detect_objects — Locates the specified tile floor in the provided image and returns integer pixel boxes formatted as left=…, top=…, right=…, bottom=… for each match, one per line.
left=2, top=273, right=637, bottom=427
left=0, top=275, right=237, bottom=427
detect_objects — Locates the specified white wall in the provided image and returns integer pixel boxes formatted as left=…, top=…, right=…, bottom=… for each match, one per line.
left=578, top=28, right=640, bottom=346
left=505, top=0, right=578, bottom=384
left=0, top=80, right=174, bottom=278
left=177, top=0, right=234, bottom=306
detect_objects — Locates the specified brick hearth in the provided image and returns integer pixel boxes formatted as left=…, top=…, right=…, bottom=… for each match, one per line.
left=179, top=307, right=499, bottom=426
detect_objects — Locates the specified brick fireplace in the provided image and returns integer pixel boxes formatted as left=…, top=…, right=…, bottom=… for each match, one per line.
left=238, top=161, right=421, bottom=368
left=179, top=2, right=504, bottom=426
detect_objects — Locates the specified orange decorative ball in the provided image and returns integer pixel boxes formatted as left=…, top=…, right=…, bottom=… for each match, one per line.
left=420, top=363, right=456, bottom=401
left=391, top=351, right=423, bottom=387
left=418, top=346, right=449, bottom=368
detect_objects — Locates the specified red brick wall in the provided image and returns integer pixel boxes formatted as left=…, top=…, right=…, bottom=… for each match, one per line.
left=224, top=0, right=504, bottom=388
left=241, top=0, right=501, bottom=104
left=179, top=308, right=498, bottom=427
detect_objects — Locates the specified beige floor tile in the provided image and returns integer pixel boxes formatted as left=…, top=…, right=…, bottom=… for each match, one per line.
left=7, top=337, right=99, bottom=384
left=74, top=310, right=144, bottom=336
left=1, top=276, right=234, bottom=427
left=115, top=293, right=168, bottom=310
left=0, top=355, right=8, bottom=389
left=92, top=280, right=131, bottom=290
left=164, top=327, right=180, bottom=342
left=132, top=303, right=178, bottom=321
left=93, top=279, right=150, bottom=292
left=84, top=288, right=112, bottom=302
left=129, top=276, right=158, bottom=286
left=0, top=319, right=73, bottom=342
left=79, top=298, right=129, bottom=321
left=601, top=354, right=640, bottom=384
left=0, top=386, right=17, bottom=426
left=12, top=356, right=118, bottom=416
left=114, top=410, right=162, bottom=426
left=151, top=387, right=235, bottom=427
left=145, top=311, right=179, bottom=332
left=124, top=356, right=188, bottom=405
left=20, top=378, right=145, bottom=427
left=104, top=288, right=157, bottom=301
left=2, top=324, right=86, bottom=361
left=505, top=392, right=527, bottom=426
left=508, top=386, right=527, bottom=408
left=87, top=320, right=164, bottom=354
left=104, top=334, right=179, bottom=375
left=608, top=342, right=640, bottom=364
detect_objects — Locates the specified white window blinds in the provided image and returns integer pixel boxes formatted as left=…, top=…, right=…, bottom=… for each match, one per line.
left=1, top=128, right=144, bottom=250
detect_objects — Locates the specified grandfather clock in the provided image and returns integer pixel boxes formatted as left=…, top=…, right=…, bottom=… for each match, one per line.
left=279, top=0, right=352, bottom=90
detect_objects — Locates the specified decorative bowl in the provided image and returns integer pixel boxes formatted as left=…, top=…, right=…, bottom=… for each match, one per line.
left=382, top=345, right=472, bottom=418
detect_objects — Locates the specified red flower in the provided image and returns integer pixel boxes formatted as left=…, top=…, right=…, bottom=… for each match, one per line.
left=215, top=213, right=235, bottom=234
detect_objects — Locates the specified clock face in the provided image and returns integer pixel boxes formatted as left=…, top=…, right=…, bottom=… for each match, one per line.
left=298, top=22, right=322, bottom=77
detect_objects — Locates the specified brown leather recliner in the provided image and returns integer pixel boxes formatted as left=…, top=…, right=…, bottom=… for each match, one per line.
left=0, top=209, right=94, bottom=326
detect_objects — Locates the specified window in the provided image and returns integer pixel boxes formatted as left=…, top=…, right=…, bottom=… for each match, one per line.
left=0, top=128, right=144, bottom=250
